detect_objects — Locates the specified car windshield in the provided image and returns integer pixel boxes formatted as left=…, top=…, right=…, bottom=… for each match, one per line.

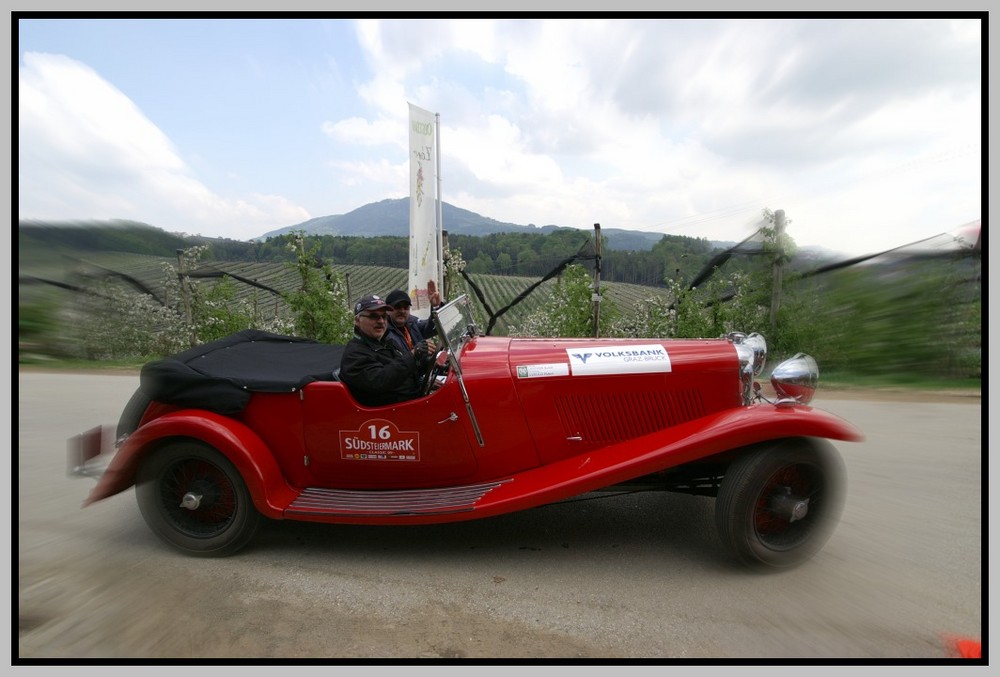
left=434, top=294, right=478, bottom=365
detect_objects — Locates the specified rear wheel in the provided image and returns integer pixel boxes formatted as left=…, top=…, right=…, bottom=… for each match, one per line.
left=715, top=439, right=846, bottom=570
left=136, top=441, right=261, bottom=557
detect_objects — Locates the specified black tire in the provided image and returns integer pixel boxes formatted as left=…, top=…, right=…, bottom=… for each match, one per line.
left=715, top=438, right=846, bottom=570
left=117, top=388, right=151, bottom=440
left=136, top=441, right=262, bottom=557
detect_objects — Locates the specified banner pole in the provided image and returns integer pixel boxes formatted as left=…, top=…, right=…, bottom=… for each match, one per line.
left=435, top=112, right=443, bottom=289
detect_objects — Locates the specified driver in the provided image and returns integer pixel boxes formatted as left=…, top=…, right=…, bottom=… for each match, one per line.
left=339, top=294, right=437, bottom=407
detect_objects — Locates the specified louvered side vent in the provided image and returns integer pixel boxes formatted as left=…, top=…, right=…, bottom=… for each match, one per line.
left=553, top=390, right=705, bottom=444
left=287, top=480, right=512, bottom=517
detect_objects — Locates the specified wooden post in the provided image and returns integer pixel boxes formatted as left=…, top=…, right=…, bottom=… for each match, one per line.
left=442, top=229, right=450, bottom=299
left=592, top=223, right=602, bottom=337
left=769, top=210, right=785, bottom=333
left=176, top=249, right=195, bottom=346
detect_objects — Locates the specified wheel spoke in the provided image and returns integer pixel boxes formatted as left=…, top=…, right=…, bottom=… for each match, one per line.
left=159, top=457, right=237, bottom=537
left=753, top=462, right=821, bottom=545
left=716, top=441, right=845, bottom=568
left=137, top=442, right=261, bottom=556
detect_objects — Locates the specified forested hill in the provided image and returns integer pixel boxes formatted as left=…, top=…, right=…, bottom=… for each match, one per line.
left=259, top=197, right=676, bottom=252
left=20, top=218, right=738, bottom=287
left=19, top=220, right=191, bottom=259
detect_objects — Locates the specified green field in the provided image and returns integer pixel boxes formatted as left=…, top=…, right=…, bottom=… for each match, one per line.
left=19, top=251, right=673, bottom=337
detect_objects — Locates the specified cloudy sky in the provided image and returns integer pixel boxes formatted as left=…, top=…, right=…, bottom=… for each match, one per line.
left=18, top=16, right=982, bottom=256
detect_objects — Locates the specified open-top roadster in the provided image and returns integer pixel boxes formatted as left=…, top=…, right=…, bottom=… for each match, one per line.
left=70, top=294, right=862, bottom=569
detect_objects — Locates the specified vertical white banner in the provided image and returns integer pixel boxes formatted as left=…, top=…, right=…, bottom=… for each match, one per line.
left=408, top=102, right=439, bottom=317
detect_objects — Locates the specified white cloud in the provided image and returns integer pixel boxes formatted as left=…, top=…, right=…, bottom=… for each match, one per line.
left=454, top=19, right=976, bottom=253
left=18, top=52, right=310, bottom=238
left=328, top=157, right=407, bottom=191
left=19, top=18, right=981, bottom=255
left=321, top=116, right=405, bottom=148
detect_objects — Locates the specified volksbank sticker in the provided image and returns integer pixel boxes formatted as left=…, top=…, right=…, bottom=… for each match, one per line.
left=516, top=363, right=570, bottom=379
left=566, top=344, right=672, bottom=376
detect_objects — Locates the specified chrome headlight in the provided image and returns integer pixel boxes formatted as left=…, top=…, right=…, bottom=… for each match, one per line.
left=730, top=332, right=767, bottom=375
left=730, top=332, right=767, bottom=405
left=770, top=353, right=819, bottom=405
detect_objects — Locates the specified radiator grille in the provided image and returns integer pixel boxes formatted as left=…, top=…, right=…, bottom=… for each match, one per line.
left=553, top=390, right=705, bottom=444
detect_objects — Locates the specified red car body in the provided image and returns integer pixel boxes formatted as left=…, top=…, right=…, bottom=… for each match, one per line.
left=72, top=295, right=862, bottom=568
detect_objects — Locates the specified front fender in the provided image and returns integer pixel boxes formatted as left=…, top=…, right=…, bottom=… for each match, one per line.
left=473, top=403, right=864, bottom=517
left=84, top=410, right=297, bottom=519
left=673, top=402, right=865, bottom=451
left=596, top=401, right=863, bottom=483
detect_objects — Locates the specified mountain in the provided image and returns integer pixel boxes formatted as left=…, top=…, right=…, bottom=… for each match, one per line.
left=258, top=198, right=669, bottom=252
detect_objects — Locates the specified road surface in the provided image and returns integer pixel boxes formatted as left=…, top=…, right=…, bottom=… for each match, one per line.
left=17, top=371, right=982, bottom=661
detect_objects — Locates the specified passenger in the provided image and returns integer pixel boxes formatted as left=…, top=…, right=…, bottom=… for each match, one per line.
left=384, top=280, right=443, bottom=354
left=339, top=294, right=437, bottom=407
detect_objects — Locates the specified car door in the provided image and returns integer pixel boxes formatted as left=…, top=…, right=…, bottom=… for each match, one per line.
left=300, top=380, right=478, bottom=489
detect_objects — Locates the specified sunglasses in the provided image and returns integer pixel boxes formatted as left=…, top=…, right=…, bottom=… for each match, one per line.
left=390, top=304, right=411, bottom=311
left=360, top=313, right=387, bottom=321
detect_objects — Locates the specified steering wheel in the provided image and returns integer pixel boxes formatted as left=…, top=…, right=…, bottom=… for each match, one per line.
left=422, top=348, right=450, bottom=395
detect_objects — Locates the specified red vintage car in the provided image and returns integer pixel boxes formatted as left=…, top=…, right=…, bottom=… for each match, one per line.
left=70, top=295, right=862, bottom=569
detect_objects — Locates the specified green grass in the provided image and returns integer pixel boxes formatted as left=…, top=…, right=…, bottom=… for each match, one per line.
left=820, top=371, right=981, bottom=392
left=19, top=354, right=981, bottom=395
left=18, top=355, right=148, bottom=371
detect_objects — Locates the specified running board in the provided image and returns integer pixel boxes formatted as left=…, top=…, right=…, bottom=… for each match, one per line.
left=286, top=479, right=513, bottom=517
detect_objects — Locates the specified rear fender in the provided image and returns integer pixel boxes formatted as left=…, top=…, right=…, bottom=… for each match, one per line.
left=84, top=410, right=297, bottom=519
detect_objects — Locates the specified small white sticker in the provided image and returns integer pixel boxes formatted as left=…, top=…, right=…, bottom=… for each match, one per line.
left=516, top=363, right=570, bottom=379
left=565, top=344, right=672, bottom=376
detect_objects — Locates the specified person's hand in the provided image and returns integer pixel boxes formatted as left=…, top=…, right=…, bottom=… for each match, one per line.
left=414, top=338, right=438, bottom=365
left=414, top=340, right=432, bottom=361
left=427, top=279, right=442, bottom=307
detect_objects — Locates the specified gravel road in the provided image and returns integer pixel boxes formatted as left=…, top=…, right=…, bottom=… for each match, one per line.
left=17, top=371, right=982, bottom=662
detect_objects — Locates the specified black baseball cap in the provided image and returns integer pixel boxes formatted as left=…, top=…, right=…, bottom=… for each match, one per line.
left=354, top=294, right=390, bottom=315
left=385, top=289, right=412, bottom=307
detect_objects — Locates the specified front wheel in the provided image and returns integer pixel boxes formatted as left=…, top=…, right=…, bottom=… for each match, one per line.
left=136, top=441, right=262, bottom=557
left=715, top=438, right=846, bottom=570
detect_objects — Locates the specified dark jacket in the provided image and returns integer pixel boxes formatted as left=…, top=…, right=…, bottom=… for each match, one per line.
left=339, top=329, right=423, bottom=407
left=387, top=312, right=439, bottom=353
